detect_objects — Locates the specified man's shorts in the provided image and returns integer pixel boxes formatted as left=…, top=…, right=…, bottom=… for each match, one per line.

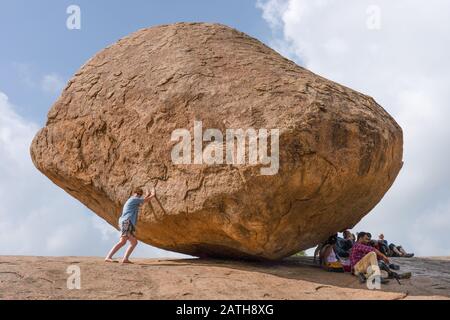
left=120, top=219, right=136, bottom=237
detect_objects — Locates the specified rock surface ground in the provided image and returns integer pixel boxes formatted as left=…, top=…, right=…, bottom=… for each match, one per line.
left=1, top=256, right=448, bottom=300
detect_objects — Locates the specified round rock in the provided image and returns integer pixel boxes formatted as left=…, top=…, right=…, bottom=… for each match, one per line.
left=30, top=22, right=403, bottom=260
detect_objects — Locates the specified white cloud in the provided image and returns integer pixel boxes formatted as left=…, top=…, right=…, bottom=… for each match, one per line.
left=41, top=73, right=66, bottom=94
left=12, top=63, right=36, bottom=88
left=12, top=63, right=66, bottom=95
left=0, top=91, right=185, bottom=258
left=258, top=0, right=450, bottom=256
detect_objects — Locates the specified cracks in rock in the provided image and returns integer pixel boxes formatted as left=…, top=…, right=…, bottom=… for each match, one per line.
left=75, top=127, right=88, bottom=171
left=0, top=271, right=23, bottom=279
left=279, top=200, right=294, bottom=222
left=393, top=292, right=409, bottom=300
left=263, top=200, right=293, bottom=250
left=201, top=31, right=217, bottom=45
left=105, top=135, right=122, bottom=174
left=146, top=164, right=169, bottom=184
left=182, top=92, right=205, bottom=109
left=88, top=86, right=102, bottom=101
left=183, top=175, right=205, bottom=200
left=157, top=75, right=175, bottom=87
left=315, top=285, right=331, bottom=291
left=262, top=153, right=338, bottom=251
left=38, top=277, right=55, bottom=284
left=152, top=28, right=178, bottom=52
left=235, top=167, right=248, bottom=190
left=124, top=73, right=140, bottom=83
left=159, top=165, right=169, bottom=182
left=145, top=191, right=168, bottom=222
left=87, top=60, right=109, bottom=69
left=177, top=71, right=215, bottom=80
left=294, top=169, right=331, bottom=204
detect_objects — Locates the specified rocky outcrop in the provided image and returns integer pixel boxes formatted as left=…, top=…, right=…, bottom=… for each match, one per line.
left=30, top=22, right=403, bottom=260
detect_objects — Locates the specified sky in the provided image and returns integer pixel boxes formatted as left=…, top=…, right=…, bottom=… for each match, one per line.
left=0, top=0, right=449, bottom=258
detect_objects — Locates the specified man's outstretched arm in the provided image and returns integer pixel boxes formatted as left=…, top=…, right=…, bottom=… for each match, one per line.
left=374, top=248, right=389, bottom=263
left=143, top=187, right=156, bottom=203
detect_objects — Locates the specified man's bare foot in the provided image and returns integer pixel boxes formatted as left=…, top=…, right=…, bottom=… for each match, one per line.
left=104, top=258, right=117, bottom=263
left=121, top=259, right=134, bottom=264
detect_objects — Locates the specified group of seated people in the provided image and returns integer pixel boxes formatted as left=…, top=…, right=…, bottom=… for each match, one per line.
left=314, top=231, right=414, bottom=284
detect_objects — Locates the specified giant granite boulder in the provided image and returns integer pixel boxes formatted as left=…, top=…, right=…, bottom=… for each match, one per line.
left=30, top=22, right=403, bottom=260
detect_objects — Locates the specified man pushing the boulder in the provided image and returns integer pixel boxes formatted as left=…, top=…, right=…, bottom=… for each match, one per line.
left=105, top=187, right=155, bottom=264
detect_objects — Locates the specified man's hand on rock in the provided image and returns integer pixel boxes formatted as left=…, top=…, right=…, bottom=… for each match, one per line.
left=144, top=187, right=156, bottom=202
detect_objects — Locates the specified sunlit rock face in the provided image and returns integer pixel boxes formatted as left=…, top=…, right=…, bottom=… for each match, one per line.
left=30, top=22, right=403, bottom=260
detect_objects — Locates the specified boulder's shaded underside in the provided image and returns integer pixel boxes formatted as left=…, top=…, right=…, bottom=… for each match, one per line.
left=30, top=22, right=403, bottom=260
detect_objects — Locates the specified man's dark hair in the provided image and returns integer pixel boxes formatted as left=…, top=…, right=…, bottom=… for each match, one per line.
left=357, top=232, right=367, bottom=241
left=325, top=234, right=338, bottom=245
left=367, top=232, right=372, bottom=239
